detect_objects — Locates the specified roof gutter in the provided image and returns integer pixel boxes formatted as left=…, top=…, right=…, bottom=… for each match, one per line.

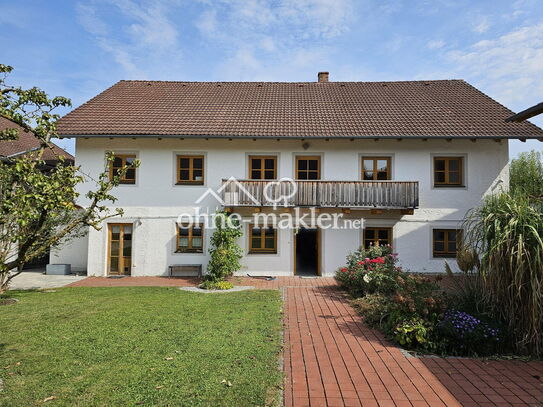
left=1, top=146, right=41, bottom=160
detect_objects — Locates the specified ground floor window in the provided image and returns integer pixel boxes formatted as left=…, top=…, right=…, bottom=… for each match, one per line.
left=249, top=225, right=277, bottom=253
left=176, top=223, right=203, bottom=253
left=364, top=227, right=392, bottom=248
left=432, top=229, right=461, bottom=258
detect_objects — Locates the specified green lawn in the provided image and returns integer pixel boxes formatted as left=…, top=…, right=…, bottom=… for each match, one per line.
left=0, top=287, right=282, bottom=406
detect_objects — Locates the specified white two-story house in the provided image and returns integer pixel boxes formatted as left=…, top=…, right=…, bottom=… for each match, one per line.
left=51, top=73, right=543, bottom=277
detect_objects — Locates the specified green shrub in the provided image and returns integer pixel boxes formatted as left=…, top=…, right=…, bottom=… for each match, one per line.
left=392, top=317, right=434, bottom=350
left=199, top=280, right=234, bottom=290
left=206, top=211, right=243, bottom=282
left=352, top=294, right=390, bottom=326
left=510, top=150, right=543, bottom=198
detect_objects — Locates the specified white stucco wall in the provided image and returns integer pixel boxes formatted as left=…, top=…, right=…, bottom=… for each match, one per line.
left=52, top=137, right=509, bottom=276
left=50, top=230, right=89, bottom=273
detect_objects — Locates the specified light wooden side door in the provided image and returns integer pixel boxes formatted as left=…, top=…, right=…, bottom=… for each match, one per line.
left=107, top=224, right=133, bottom=275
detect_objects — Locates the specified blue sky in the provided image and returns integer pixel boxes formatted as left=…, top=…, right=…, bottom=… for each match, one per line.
left=2, top=0, right=543, bottom=157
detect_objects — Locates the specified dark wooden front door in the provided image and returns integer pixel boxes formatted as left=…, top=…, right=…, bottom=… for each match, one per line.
left=108, top=224, right=132, bottom=275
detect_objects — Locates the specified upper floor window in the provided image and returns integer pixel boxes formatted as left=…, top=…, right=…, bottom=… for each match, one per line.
left=249, top=156, right=277, bottom=180
left=362, top=157, right=391, bottom=180
left=177, top=155, right=204, bottom=185
left=176, top=223, right=204, bottom=253
left=249, top=224, right=277, bottom=253
left=364, top=227, right=392, bottom=248
left=434, top=157, right=464, bottom=187
left=295, top=156, right=321, bottom=180
left=432, top=229, right=462, bottom=258
left=110, top=154, right=136, bottom=184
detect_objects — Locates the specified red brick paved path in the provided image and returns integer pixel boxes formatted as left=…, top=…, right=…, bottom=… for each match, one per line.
left=68, top=276, right=543, bottom=406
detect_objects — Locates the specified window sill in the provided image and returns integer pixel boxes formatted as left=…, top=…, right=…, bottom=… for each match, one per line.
left=433, top=184, right=465, bottom=188
left=433, top=254, right=456, bottom=259
left=248, top=251, right=277, bottom=255
left=175, top=182, right=204, bottom=186
left=175, top=250, right=204, bottom=254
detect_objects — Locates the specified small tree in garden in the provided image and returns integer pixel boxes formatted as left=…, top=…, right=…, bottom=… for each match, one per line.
left=0, top=64, right=138, bottom=293
left=204, top=211, right=243, bottom=286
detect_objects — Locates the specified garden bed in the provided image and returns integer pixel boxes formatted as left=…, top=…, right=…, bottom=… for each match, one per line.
left=336, top=245, right=504, bottom=357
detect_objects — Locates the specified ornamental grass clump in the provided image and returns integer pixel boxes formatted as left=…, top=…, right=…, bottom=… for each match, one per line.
left=463, top=192, right=543, bottom=356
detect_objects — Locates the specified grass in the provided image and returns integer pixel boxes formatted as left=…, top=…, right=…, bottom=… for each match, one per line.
left=0, top=287, right=282, bottom=406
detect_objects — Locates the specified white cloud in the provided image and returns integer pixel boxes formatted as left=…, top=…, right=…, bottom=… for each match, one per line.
left=76, top=3, right=109, bottom=36
left=195, top=9, right=218, bottom=37
left=427, top=39, right=445, bottom=49
left=472, top=17, right=491, bottom=33
left=76, top=0, right=183, bottom=79
left=446, top=22, right=543, bottom=107
left=194, top=0, right=356, bottom=80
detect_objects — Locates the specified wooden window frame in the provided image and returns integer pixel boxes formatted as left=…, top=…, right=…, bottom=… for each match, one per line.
left=176, top=155, right=205, bottom=185
left=295, top=155, right=321, bottom=180
left=248, top=224, right=277, bottom=254
left=363, top=227, right=393, bottom=248
left=433, top=156, right=464, bottom=187
left=109, top=153, right=137, bottom=184
left=248, top=155, right=277, bottom=180
left=176, top=223, right=204, bottom=253
left=432, top=229, right=462, bottom=258
left=361, top=156, right=391, bottom=181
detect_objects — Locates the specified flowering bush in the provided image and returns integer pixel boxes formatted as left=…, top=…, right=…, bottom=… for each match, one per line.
left=438, top=310, right=501, bottom=355
left=335, top=245, right=402, bottom=296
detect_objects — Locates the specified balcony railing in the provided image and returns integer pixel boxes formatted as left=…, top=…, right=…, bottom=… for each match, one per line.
left=221, top=179, right=419, bottom=209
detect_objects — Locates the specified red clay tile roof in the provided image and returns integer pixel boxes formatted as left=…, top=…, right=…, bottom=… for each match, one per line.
left=57, top=79, right=543, bottom=139
left=0, top=117, right=74, bottom=162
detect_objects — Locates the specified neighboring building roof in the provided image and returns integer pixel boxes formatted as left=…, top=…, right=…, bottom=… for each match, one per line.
left=505, top=102, right=543, bottom=123
left=57, top=78, right=543, bottom=140
left=0, top=116, right=74, bottom=162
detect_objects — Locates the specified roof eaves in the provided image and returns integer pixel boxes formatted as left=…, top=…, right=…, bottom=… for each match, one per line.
left=59, top=133, right=543, bottom=140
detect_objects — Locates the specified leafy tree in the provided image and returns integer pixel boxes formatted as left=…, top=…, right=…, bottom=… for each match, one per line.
left=0, top=64, right=138, bottom=292
left=206, top=212, right=243, bottom=282
left=510, top=150, right=543, bottom=198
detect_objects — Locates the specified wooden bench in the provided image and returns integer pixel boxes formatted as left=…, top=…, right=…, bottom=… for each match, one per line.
left=168, top=264, right=202, bottom=278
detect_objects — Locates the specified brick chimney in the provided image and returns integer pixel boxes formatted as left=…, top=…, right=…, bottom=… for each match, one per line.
left=318, top=72, right=329, bottom=83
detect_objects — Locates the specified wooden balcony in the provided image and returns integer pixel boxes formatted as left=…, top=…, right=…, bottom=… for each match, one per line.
left=221, top=179, right=419, bottom=209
